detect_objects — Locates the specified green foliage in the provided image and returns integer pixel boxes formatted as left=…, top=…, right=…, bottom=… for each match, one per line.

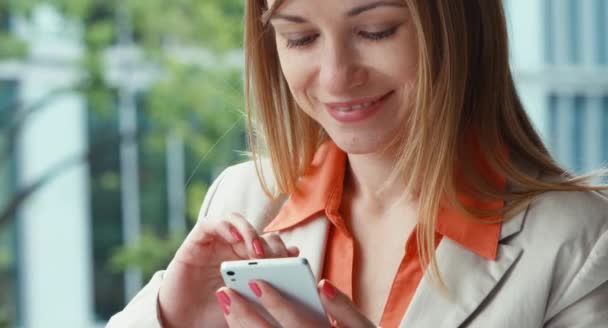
left=0, top=34, right=26, bottom=59
left=6, top=0, right=245, bottom=53
left=110, top=231, right=184, bottom=277
left=0, top=234, right=13, bottom=328
left=0, top=0, right=248, bottom=320
left=84, top=20, right=115, bottom=49
left=124, top=0, right=245, bottom=52
left=0, top=307, right=8, bottom=328
left=186, top=181, right=208, bottom=223
left=90, top=0, right=246, bottom=280
left=6, top=0, right=93, bottom=17
left=0, top=248, right=8, bottom=270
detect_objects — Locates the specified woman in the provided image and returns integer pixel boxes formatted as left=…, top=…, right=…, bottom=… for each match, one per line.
left=108, top=0, right=608, bottom=327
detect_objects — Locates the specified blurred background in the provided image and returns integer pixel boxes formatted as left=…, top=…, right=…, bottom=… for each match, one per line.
left=0, top=0, right=606, bottom=327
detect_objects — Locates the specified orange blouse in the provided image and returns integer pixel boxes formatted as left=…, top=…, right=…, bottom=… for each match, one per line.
left=265, top=140, right=504, bottom=327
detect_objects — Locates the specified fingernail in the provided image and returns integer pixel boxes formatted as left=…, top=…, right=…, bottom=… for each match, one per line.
left=220, top=304, right=229, bottom=315
left=230, top=227, right=244, bottom=241
left=249, top=281, right=263, bottom=298
left=215, top=290, right=231, bottom=315
left=252, top=239, right=265, bottom=257
left=321, top=280, right=337, bottom=300
left=329, top=316, right=338, bottom=326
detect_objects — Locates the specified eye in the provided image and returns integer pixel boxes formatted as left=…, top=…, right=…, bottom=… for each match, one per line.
left=282, top=24, right=401, bottom=49
left=358, top=25, right=400, bottom=41
left=285, top=34, right=320, bottom=49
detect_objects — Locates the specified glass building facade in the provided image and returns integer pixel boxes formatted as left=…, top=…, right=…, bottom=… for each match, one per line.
left=508, top=0, right=608, bottom=175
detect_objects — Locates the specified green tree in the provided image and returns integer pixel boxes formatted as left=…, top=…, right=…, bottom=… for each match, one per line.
left=0, top=0, right=247, bottom=323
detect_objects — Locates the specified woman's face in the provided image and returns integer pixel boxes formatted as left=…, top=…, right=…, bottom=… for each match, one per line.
left=267, top=0, right=418, bottom=154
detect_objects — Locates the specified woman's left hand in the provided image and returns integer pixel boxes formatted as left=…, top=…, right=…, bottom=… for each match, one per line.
left=216, top=279, right=376, bottom=328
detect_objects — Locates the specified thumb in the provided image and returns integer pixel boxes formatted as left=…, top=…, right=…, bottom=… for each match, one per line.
left=317, top=279, right=376, bottom=328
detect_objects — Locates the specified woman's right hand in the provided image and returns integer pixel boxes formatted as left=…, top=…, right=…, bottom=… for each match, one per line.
left=157, top=212, right=298, bottom=327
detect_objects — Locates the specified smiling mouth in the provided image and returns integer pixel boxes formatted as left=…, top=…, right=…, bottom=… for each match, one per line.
left=325, top=91, right=394, bottom=112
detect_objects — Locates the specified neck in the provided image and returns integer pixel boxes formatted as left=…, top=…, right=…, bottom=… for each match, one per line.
left=344, top=150, right=412, bottom=207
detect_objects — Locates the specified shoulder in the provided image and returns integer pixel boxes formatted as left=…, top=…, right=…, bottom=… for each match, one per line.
left=523, top=190, right=608, bottom=241
left=514, top=190, right=608, bottom=319
left=221, top=159, right=274, bottom=183
left=198, top=159, right=286, bottom=231
left=532, top=189, right=608, bottom=214
left=218, top=158, right=279, bottom=198
left=515, top=189, right=608, bottom=257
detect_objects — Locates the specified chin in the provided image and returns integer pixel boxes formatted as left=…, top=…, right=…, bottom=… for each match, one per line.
left=328, top=131, right=398, bottom=155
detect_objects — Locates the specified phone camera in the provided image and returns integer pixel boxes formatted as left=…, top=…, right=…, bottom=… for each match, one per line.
left=227, top=271, right=235, bottom=276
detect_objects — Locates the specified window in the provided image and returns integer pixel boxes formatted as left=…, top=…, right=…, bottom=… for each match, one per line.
left=88, top=90, right=176, bottom=320
left=603, top=96, right=608, bottom=166
left=0, top=79, right=20, bottom=327
left=599, top=0, right=608, bottom=65
left=88, top=88, right=125, bottom=320
left=540, top=0, right=608, bottom=173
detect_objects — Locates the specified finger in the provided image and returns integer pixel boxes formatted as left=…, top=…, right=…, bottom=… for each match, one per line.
left=260, top=233, right=301, bottom=259
left=216, top=287, right=274, bottom=328
left=184, top=215, right=244, bottom=245
left=287, top=246, right=300, bottom=257
left=184, top=216, right=225, bottom=245
left=226, top=213, right=267, bottom=259
left=250, top=280, right=330, bottom=327
left=261, top=233, right=289, bottom=258
left=180, top=216, right=249, bottom=259
left=174, top=218, right=241, bottom=262
left=213, top=220, right=251, bottom=258
left=318, top=280, right=375, bottom=328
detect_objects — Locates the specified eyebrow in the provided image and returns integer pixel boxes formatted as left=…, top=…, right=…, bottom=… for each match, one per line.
left=269, top=1, right=406, bottom=24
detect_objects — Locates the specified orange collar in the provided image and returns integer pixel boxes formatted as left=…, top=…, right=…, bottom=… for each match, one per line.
left=264, top=140, right=504, bottom=260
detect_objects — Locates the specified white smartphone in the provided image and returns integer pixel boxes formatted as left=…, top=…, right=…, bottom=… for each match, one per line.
left=220, top=257, right=327, bottom=325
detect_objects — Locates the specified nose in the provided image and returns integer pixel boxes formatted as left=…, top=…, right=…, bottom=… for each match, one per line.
left=318, top=40, right=366, bottom=95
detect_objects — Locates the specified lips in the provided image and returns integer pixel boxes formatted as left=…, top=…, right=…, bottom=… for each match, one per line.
left=324, top=91, right=394, bottom=123
left=324, top=91, right=393, bottom=110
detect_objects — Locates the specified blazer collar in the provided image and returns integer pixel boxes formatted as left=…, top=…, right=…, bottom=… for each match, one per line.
left=270, top=179, right=534, bottom=328
left=398, top=208, right=527, bottom=327
left=274, top=206, right=527, bottom=327
left=397, top=170, right=538, bottom=327
left=265, top=140, right=505, bottom=260
left=262, top=141, right=531, bottom=327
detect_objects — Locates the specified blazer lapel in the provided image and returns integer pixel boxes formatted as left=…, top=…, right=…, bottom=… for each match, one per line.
left=278, top=214, right=331, bottom=280
left=399, top=206, right=528, bottom=327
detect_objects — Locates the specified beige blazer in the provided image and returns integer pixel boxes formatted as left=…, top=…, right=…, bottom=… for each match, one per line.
left=108, top=161, right=608, bottom=327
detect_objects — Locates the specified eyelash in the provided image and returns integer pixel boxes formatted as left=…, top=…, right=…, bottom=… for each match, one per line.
left=285, top=26, right=399, bottom=49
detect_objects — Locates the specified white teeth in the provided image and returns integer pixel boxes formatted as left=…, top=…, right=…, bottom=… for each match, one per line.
left=334, top=101, right=376, bottom=112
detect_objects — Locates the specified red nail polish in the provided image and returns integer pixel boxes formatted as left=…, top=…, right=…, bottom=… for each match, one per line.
left=252, top=239, right=265, bottom=257
left=215, top=290, right=231, bottom=307
left=230, top=227, right=244, bottom=241
left=249, top=281, right=262, bottom=298
left=321, top=280, right=337, bottom=300
left=220, top=304, right=230, bottom=315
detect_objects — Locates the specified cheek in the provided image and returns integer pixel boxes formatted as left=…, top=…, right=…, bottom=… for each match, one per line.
left=358, top=25, right=419, bottom=83
left=372, top=43, right=417, bottom=84
left=277, top=50, right=317, bottom=110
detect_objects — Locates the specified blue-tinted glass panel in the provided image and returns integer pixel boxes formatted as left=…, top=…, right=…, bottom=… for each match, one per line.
left=0, top=7, right=9, bottom=31
left=0, top=80, right=19, bottom=327
left=0, top=80, right=16, bottom=124
left=136, top=92, right=168, bottom=237
left=544, top=0, right=555, bottom=64
left=572, top=95, right=585, bottom=172
left=599, top=0, right=607, bottom=65
left=568, top=0, right=581, bottom=64
left=87, top=88, right=126, bottom=321
left=603, top=96, right=608, bottom=165
left=548, top=93, right=559, bottom=153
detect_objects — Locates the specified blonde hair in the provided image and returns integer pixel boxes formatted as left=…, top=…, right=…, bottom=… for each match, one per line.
left=244, top=0, right=608, bottom=289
